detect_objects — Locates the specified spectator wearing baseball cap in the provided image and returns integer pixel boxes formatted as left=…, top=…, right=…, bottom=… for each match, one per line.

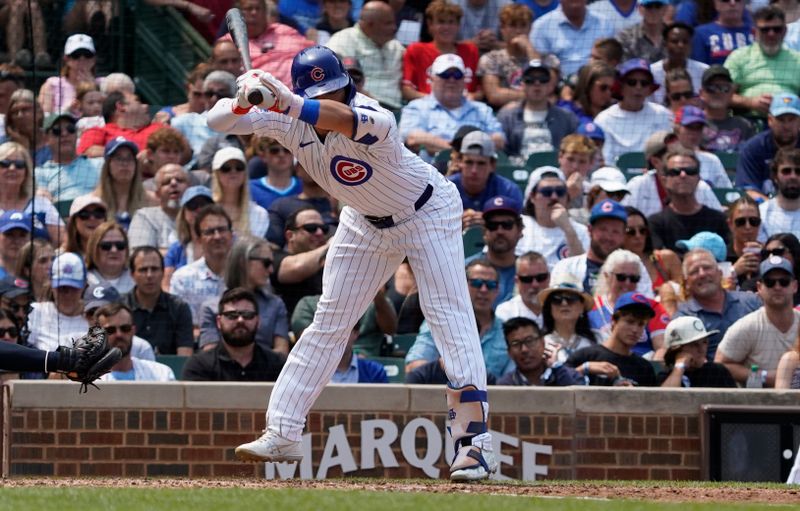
left=576, top=122, right=605, bottom=164
left=0, top=275, right=31, bottom=327
left=736, top=92, right=800, bottom=200
left=497, top=57, right=579, bottom=160
left=566, top=291, right=658, bottom=387
left=210, top=147, right=269, bottom=239
left=399, top=53, right=504, bottom=163
left=622, top=130, right=723, bottom=217
left=465, top=195, right=523, bottom=306
left=672, top=106, right=732, bottom=189
left=698, top=65, right=755, bottom=153
left=0, top=210, right=32, bottom=280
left=659, top=317, right=736, bottom=388
left=570, top=166, right=629, bottom=225
left=517, top=166, right=589, bottom=268
left=650, top=23, right=709, bottom=106
left=676, top=231, right=727, bottom=262
left=594, top=58, right=672, bottom=166
left=647, top=146, right=731, bottom=253
left=715, top=255, right=800, bottom=387
left=449, top=130, right=522, bottom=229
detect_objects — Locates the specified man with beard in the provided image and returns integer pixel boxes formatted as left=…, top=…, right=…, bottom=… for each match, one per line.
left=552, top=199, right=652, bottom=295
left=736, top=93, right=800, bottom=199
left=496, top=251, right=549, bottom=326
left=466, top=195, right=524, bottom=306
left=759, top=148, right=800, bottom=237
left=674, top=249, right=761, bottom=360
left=128, top=164, right=190, bottom=252
left=95, top=303, right=175, bottom=381
left=566, top=292, right=658, bottom=386
left=182, top=287, right=286, bottom=381
left=648, top=147, right=731, bottom=252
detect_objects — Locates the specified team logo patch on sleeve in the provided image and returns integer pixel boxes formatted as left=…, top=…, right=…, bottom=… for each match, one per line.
left=330, top=156, right=373, bottom=186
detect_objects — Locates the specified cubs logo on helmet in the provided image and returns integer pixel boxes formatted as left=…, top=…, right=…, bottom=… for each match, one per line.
left=330, top=156, right=373, bottom=186
left=291, top=45, right=352, bottom=99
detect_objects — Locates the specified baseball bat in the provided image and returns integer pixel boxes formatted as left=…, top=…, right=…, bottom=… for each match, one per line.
left=225, top=8, right=267, bottom=106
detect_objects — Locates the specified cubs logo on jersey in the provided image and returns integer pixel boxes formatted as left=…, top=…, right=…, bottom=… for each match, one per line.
left=330, top=156, right=373, bottom=186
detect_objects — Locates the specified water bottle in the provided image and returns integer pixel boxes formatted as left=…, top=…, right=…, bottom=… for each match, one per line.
left=745, top=364, right=763, bottom=388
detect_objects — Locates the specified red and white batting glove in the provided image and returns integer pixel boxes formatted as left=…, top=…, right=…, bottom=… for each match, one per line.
left=259, top=72, right=304, bottom=117
left=233, top=70, right=267, bottom=114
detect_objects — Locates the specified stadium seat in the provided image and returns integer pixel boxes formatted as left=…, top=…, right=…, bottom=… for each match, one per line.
left=370, top=357, right=406, bottom=383
left=55, top=200, right=73, bottom=220
left=615, top=152, right=647, bottom=175
left=495, top=164, right=529, bottom=192
left=713, top=187, right=743, bottom=206
left=155, top=355, right=189, bottom=380
left=462, top=225, right=485, bottom=258
left=388, top=332, right=418, bottom=357
left=434, top=149, right=451, bottom=164
left=525, top=150, right=558, bottom=170
left=714, top=151, right=738, bottom=172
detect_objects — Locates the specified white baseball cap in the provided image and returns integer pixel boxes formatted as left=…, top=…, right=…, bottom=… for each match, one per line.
left=64, top=34, right=95, bottom=56
left=212, top=147, right=246, bottom=171
left=431, top=54, right=465, bottom=76
left=524, top=166, right=565, bottom=199
left=590, top=166, right=629, bottom=194
left=663, top=317, right=719, bottom=351
left=51, top=252, right=86, bottom=289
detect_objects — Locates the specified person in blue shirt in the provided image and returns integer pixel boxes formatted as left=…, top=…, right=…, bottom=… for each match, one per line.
left=330, top=322, right=389, bottom=383
left=690, top=0, right=753, bottom=65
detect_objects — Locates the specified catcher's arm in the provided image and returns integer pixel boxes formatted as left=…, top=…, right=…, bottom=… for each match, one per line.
left=54, top=326, right=122, bottom=393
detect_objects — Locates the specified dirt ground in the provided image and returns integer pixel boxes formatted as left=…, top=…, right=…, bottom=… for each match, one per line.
left=2, top=478, right=800, bottom=504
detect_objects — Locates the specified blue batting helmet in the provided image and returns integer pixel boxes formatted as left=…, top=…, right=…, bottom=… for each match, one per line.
left=292, top=46, right=353, bottom=99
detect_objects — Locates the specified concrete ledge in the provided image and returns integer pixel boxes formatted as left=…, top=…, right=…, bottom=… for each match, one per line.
left=313, top=384, right=409, bottom=412
left=8, top=380, right=186, bottom=409
left=183, top=382, right=273, bottom=410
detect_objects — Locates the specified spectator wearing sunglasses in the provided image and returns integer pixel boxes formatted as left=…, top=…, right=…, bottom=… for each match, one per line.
left=85, top=222, right=135, bottom=294
left=588, top=249, right=669, bottom=358
left=691, top=0, right=753, bottom=66
left=537, top=273, right=596, bottom=365
left=38, top=35, right=96, bottom=116
left=760, top=148, right=800, bottom=238
left=725, top=195, right=764, bottom=292
left=650, top=23, right=709, bottom=106
left=210, top=147, right=269, bottom=238
left=725, top=6, right=800, bottom=118
left=518, top=166, right=588, bottom=268
left=36, top=113, right=101, bottom=205
left=128, top=164, right=190, bottom=253
left=762, top=233, right=800, bottom=306
left=699, top=65, right=754, bottom=152
left=163, top=186, right=214, bottom=285
left=715, top=256, right=800, bottom=387
left=497, top=57, right=579, bottom=161
left=198, top=237, right=289, bottom=355
left=405, top=259, right=513, bottom=379
left=94, top=303, right=175, bottom=382
left=662, top=68, right=699, bottom=116
left=182, top=287, right=286, bottom=381
left=249, top=138, right=302, bottom=211
left=594, top=59, right=672, bottom=166
left=647, top=147, right=730, bottom=252
left=63, top=195, right=107, bottom=259
left=271, top=206, right=329, bottom=317
left=400, top=54, right=504, bottom=161
left=672, top=106, right=732, bottom=188
left=496, top=251, right=549, bottom=325
left=623, top=206, right=682, bottom=298
left=465, top=195, right=524, bottom=306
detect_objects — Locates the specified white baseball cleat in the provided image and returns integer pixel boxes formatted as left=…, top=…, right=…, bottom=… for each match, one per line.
left=235, top=430, right=303, bottom=462
left=449, top=446, right=498, bottom=482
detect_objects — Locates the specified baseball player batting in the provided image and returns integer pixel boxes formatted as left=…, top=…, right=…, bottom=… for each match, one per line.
left=207, top=45, right=496, bottom=481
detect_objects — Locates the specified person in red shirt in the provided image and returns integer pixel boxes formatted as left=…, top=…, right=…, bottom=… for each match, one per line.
left=401, top=0, right=480, bottom=102
left=77, top=91, right=164, bottom=158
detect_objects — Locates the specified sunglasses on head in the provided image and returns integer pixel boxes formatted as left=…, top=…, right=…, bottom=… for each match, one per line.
left=249, top=256, right=273, bottom=269
left=733, top=216, right=761, bottom=228
left=536, top=186, right=567, bottom=198
left=204, top=89, right=232, bottom=99
left=704, top=83, right=733, bottom=94
left=297, top=223, right=329, bottom=234
left=779, top=167, right=800, bottom=177
left=219, top=162, right=246, bottom=173
left=762, top=275, right=792, bottom=288
left=76, top=208, right=106, bottom=220
left=268, top=146, right=291, bottom=155
left=220, top=310, right=258, bottom=320
left=104, top=324, right=133, bottom=335
left=69, top=49, right=95, bottom=59
left=0, top=159, right=26, bottom=169
left=624, top=78, right=653, bottom=88
left=437, top=69, right=464, bottom=81
left=550, top=293, right=581, bottom=305
left=614, top=273, right=641, bottom=283
left=485, top=219, right=516, bottom=231
left=669, top=91, right=695, bottom=101
left=50, top=124, right=77, bottom=136
left=625, top=226, right=648, bottom=236
left=761, top=247, right=787, bottom=259
left=523, top=74, right=550, bottom=85
left=518, top=272, right=549, bottom=284
left=99, top=240, right=127, bottom=252
left=663, top=167, right=700, bottom=177
left=468, top=278, right=498, bottom=290
left=0, top=326, right=19, bottom=338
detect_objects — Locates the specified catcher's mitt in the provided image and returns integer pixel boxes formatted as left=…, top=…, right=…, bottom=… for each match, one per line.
left=56, top=326, right=122, bottom=393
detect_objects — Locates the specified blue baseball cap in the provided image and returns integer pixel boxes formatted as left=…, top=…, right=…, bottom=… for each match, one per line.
left=83, top=281, right=121, bottom=312
left=104, top=136, right=139, bottom=158
left=675, top=105, right=707, bottom=126
left=618, top=58, right=655, bottom=80
left=577, top=122, right=605, bottom=141
left=760, top=255, right=794, bottom=278
left=770, top=92, right=800, bottom=117
left=640, top=0, right=667, bottom=5
left=180, top=185, right=214, bottom=208
left=589, top=199, right=627, bottom=225
left=676, top=231, right=726, bottom=262
left=482, top=195, right=521, bottom=217
left=0, top=210, right=31, bottom=233
left=614, top=292, right=654, bottom=317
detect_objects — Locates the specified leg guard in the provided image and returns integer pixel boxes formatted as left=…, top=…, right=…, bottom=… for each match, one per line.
left=446, top=384, right=497, bottom=481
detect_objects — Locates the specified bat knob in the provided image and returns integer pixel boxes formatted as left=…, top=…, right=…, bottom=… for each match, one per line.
left=247, top=89, right=264, bottom=105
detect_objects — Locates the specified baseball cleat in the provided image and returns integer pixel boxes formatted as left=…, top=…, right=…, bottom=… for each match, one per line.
left=235, top=429, right=303, bottom=462
left=449, top=446, right=498, bottom=482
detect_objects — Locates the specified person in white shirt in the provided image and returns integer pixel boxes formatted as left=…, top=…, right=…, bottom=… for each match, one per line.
left=95, top=303, right=175, bottom=382
left=588, top=0, right=641, bottom=33
left=496, top=251, right=550, bottom=326
left=649, top=22, right=709, bottom=105
left=672, top=105, right=732, bottom=188
left=594, top=58, right=672, bottom=165
left=759, top=147, right=800, bottom=238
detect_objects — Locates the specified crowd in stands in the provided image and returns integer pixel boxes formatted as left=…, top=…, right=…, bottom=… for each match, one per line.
left=2, top=0, right=800, bottom=391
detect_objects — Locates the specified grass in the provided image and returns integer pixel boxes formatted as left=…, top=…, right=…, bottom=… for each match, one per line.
left=0, top=486, right=796, bottom=511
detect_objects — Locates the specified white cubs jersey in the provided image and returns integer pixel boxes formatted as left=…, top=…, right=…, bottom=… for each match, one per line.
left=246, top=93, right=434, bottom=217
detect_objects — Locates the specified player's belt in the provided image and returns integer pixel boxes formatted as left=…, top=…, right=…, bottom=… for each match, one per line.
left=364, top=184, right=434, bottom=229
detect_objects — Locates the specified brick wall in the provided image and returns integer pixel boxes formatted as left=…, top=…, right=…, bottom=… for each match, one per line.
left=2, top=382, right=796, bottom=480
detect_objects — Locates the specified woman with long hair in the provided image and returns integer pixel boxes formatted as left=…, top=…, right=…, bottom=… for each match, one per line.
left=726, top=195, right=762, bottom=292
left=38, top=34, right=97, bottom=115
left=623, top=206, right=682, bottom=295
left=661, top=67, right=698, bottom=114
left=537, top=273, right=596, bottom=365
left=1, top=92, right=49, bottom=165
left=63, top=196, right=107, bottom=259
left=0, top=141, right=63, bottom=242
left=562, top=61, right=616, bottom=123
left=14, top=239, right=54, bottom=303
left=163, top=186, right=214, bottom=290
left=210, top=147, right=269, bottom=237
left=197, top=236, right=289, bottom=355
left=84, top=221, right=134, bottom=293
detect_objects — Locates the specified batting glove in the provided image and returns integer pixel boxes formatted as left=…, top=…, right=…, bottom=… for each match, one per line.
left=232, top=70, right=266, bottom=114
left=259, top=72, right=304, bottom=117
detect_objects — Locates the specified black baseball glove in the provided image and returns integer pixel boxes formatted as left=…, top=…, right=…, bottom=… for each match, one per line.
left=56, top=326, right=122, bottom=393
